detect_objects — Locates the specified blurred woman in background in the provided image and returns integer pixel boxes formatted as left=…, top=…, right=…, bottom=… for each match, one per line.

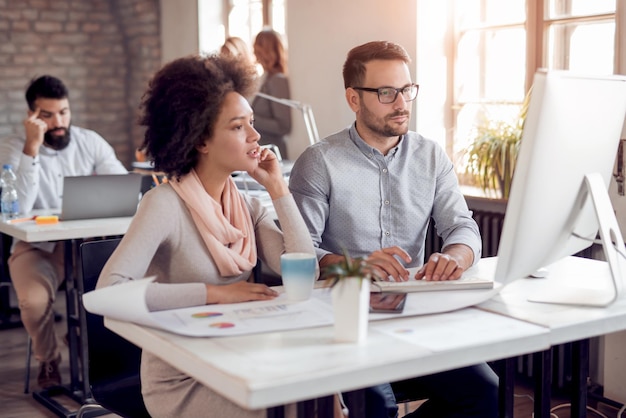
left=251, top=29, right=292, bottom=160
left=220, top=36, right=255, bottom=67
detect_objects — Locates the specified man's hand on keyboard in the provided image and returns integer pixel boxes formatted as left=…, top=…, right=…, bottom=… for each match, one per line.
left=415, top=253, right=462, bottom=281
left=415, top=244, right=474, bottom=281
left=365, top=246, right=411, bottom=282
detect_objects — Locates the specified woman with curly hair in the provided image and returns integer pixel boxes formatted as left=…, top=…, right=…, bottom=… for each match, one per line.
left=97, top=54, right=315, bottom=417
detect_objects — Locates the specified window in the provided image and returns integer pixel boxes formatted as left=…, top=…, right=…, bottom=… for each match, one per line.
left=545, top=0, right=616, bottom=74
left=198, top=0, right=286, bottom=55
left=228, top=0, right=264, bottom=45
left=453, top=0, right=528, bottom=161
left=417, top=0, right=621, bottom=185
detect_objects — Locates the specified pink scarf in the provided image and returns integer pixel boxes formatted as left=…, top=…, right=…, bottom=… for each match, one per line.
left=169, top=169, right=256, bottom=277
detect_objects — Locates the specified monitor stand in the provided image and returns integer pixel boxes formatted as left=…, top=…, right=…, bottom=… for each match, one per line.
left=528, top=173, right=626, bottom=307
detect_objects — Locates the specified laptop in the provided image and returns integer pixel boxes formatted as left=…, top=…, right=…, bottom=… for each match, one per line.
left=60, top=174, right=143, bottom=221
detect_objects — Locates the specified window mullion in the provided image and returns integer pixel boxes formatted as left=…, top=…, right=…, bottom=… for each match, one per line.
left=447, top=0, right=458, bottom=156
left=526, top=0, right=544, bottom=91
left=262, top=0, right=270, bottom=26
left=618, top=0, right=626, bottom=74
left=546, top=13, right=617, bottom=25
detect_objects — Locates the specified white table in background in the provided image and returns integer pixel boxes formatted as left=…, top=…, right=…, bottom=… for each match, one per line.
left=0, top=212, right=133, bottom=417
left=0, top=211, right=132, bottom=243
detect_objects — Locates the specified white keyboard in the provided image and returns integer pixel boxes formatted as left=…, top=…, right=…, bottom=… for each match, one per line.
left=371, top=276, right=494, bottom=293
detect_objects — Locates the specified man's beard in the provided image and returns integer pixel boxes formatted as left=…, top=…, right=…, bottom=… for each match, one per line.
left=44, top=126, right=71, bottom=150
left=360, top=104, right=410, bottom=138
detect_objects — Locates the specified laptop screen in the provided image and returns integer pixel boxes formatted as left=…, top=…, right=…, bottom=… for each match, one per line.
left=61, top=174, right=143, bottom=221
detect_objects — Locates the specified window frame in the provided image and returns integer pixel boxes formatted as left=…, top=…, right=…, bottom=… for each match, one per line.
left=221, top=0, right=285, bottom=46
left=445, top=0, right=624, bottom=164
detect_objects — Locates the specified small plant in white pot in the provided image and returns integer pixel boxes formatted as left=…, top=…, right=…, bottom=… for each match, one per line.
left=322, top=250, right=383, bottom=344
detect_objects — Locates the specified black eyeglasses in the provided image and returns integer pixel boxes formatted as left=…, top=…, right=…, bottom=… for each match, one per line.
left=352, top=84, right=419, bottom=104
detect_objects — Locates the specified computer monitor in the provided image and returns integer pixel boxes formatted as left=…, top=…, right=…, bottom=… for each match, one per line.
left=494, top=69, right=626, bottom=306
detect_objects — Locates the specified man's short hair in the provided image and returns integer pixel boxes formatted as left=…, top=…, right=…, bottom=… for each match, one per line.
left=25, top=75, right=69, bottom=110
left=342, top=41, right=411, bottom=89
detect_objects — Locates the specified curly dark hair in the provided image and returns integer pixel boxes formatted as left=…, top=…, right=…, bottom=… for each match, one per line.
left=25, top=75, right=69, bottom=111
left=139, top=54, right=258, bottom=180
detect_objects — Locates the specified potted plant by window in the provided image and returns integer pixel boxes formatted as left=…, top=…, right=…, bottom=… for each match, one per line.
left=322, top=250, right=383, bottom=344
left=464, top=88, right=532, bottom=199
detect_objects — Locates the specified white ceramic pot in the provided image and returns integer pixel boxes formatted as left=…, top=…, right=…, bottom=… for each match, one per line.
left=331, top=277, right=370, bottom=344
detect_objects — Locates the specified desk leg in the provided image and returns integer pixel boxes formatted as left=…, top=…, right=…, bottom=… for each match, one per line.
left=64, top=240, right=82, bottom=394
left=533, top=349, right=552, bottom=418
left=571, top=339, right=589, bottom=418
left=494, top=358, right=515, bottom=418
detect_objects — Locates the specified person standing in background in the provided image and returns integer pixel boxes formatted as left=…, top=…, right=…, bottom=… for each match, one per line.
left=0, top=75, right=127, bottom=389
left=251, top=29, right=292, bottom=160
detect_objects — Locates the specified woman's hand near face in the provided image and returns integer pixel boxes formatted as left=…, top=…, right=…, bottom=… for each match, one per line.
left=248, top=147, right=289, bottom=199
left=205, top=281, right=279, bottom=304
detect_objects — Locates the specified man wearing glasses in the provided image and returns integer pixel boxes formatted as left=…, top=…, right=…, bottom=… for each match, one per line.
left=289, top=41, right=498, bottom=417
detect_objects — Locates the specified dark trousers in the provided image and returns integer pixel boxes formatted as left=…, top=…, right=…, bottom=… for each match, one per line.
left=357, top=363, right=499, bottom=418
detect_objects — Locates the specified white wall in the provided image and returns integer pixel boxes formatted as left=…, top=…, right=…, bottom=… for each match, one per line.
left=285, top=1, right=417, bottom=159
left=160, top=0, right=200, bottom=64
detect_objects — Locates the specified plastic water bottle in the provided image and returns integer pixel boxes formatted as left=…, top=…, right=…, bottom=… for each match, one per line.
left=1, top=164, right=20, bottom=222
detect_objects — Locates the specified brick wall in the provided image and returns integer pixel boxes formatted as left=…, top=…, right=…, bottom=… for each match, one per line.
left=0, top=0, right=161, bottom=168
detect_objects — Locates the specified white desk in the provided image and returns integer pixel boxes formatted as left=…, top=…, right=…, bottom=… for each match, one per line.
left=105, top=303, right=550, bottom=415
left=478, top=256, right=626, bottom=344
left=478, top=256, right=626, bottom=418
left=0, top=212, right=133, bottom=417
left=102, top=255, right=626, bottom=418
left=0, top=212, right=132, bottom=242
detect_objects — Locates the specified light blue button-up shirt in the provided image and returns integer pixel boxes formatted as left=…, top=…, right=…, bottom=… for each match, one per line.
left=289, top=123, right=481, bottom=268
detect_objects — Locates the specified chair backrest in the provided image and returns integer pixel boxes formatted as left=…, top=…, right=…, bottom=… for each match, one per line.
left=80, top=238, right=151, bottom=417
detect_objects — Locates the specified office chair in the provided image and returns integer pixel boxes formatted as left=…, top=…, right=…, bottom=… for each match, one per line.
left=76, top=238, right=151, bottom=418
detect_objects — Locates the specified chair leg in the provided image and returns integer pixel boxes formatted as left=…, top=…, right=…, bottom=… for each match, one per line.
left=76, top=402, right=110, bottom=418
left=24, top=335, right=32, bottom=394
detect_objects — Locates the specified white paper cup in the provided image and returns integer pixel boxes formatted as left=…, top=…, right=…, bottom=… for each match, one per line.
left=280, top=253, right=317, bottom=301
